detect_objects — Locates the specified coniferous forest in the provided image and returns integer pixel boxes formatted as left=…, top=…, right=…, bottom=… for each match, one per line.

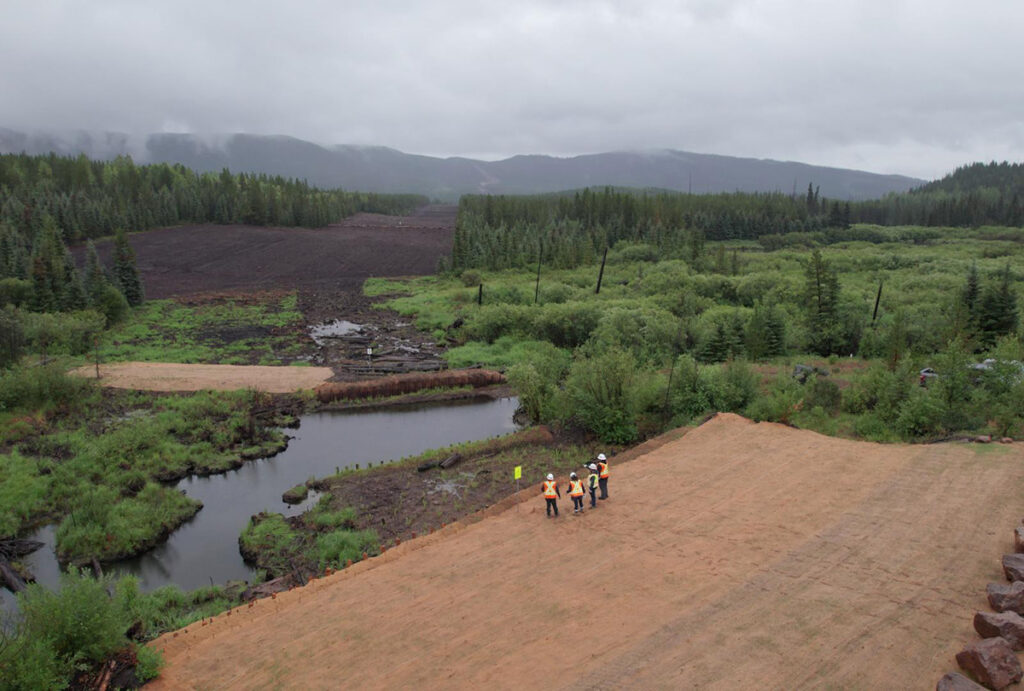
left=451, top=161, right=1024, bottom=272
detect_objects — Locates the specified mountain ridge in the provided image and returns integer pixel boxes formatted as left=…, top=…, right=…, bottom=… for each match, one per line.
left=0, top=128, right=923, bottom=201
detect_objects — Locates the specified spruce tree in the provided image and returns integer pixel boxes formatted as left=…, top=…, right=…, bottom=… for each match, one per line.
left=112, top=228, right=144, bottom=306
left=59, top=254, right=87, bottom=311
left=962, top=262, right=980, bottom=335
left=803, top=249, right=841, bottom=355
left=978, top=264, right=1019, bottom=346
left=84, top=240, right=109, bottom=305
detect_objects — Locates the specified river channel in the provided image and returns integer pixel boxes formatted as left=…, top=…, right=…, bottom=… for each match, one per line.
left=1, top=397, right=519, bottom=616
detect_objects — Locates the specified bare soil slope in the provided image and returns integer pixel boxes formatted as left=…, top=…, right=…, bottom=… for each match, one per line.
left=75, top=205, right=456, bottom=299
left=149, top=414, right=1024, bottom=690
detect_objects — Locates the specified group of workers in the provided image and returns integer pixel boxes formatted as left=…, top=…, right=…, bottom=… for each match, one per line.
left=541, top=453, right=610, bottom=517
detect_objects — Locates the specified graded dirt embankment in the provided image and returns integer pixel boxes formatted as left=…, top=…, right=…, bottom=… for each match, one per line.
left=149, top=414, right=1024, bottom=689
left=69, top=362, right=333, bottom=393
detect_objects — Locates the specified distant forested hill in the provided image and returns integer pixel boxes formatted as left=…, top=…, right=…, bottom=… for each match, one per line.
left=853, top=161, right=1024, bottom=227
left=0, top=129, right=922, bottom=201
left=913, top=161, right=1024, bottom=195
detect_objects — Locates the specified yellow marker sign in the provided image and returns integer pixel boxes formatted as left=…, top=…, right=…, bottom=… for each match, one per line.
left=513, top=465, right=522, bottom=480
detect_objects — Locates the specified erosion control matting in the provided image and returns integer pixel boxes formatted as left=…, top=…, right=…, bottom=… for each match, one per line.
left=148, top=414, right=1024, bottom=689
left=70, top=362, right=334, bottom=393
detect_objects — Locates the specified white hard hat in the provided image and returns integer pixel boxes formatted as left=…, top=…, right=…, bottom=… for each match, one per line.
left=597, top=453, right=607, bottom=461
left=588, top=463, right=598, bottom=471
left=570, top=472, right=578, bottom=478
left=546, top=473, right=554, bottom=481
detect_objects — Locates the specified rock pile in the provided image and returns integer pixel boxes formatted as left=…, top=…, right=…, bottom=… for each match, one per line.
left=943, top=517, right=1024, bottom=690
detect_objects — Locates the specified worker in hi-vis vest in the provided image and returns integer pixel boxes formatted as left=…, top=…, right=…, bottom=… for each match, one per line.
left=568, top=472, right=585, bottom=514
left=542, top=473, right=561, bottom=518
left=586, top=463, right=599, bottom=508
left=597, top=453, right=610, bottom=500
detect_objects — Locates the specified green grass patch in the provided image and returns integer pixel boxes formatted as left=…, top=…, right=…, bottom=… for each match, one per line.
left=88, top=292, right=308, bottom=365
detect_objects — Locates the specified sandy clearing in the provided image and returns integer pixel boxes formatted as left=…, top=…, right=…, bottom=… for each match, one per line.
left=148, top=414, right=1024, bottom=689
left=69, top=362, right=333, bottom=393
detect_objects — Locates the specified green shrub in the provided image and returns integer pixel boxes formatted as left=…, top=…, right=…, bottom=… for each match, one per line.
left=460, top=270, right=483, bottom=287
left=134, top=644, right=164, bottom=683
left=531, top=302, right=601, bottom=349
left=894, top=388, right=945, bottom=439
left=667, top=354, right=710, bottom=421
left=95, top=284, right=130, bottom=325
left=21, top=310, right=105, bottom=356
left=538, top=282, right=574, bottom=304
left=0, top=278, right=32, bottom=308
left=744, top=374, right=801, bottom=423
left=17, top=568, right=125, bottom=667
left=609, top=243, right=659, bottom=263
left=463, top=304, right=533, bottom=343
left=0, top=364, right=97, bottom=413
left=703, top=360, right=759, bottom=412
left=803, top=376, right=842, bottom=415
left=564, top=348, right=644, bottom=443
left=482, top=284, right=530, bottom=305
left=590, top=306, right=679, bottom=365
left=852, top=413, right=897, bottom=441
left=507, top=343, right=571, bottom=423
left=0, top=628, right=71, bottom=690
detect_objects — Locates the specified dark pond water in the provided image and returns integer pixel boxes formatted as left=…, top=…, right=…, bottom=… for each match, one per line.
left=2, top=397, right=518, bottom=614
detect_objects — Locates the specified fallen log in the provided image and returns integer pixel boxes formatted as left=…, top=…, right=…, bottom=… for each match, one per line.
left=0, top=555, right=26, bottom=593
left=0, top=538, right=44, bottom=559
left=439, top=453, right=462, bottom=469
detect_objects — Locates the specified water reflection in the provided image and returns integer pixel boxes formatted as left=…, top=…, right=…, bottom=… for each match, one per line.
left=4, top=397, right=518, bottom=611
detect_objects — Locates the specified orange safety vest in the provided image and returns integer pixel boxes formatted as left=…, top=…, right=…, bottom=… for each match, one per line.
left=599, top=461, right=609, bottom=479
left=542, top=480, right=558, bottom=499
left=569, top=479, right=584, bottom=497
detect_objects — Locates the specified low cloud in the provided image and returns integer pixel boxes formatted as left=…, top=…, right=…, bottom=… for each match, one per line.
left=1, top=0, right=1020, bottom=179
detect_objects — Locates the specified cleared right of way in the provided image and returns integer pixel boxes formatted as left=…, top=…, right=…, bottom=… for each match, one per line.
left=150, top=414, right=1024, bottom=689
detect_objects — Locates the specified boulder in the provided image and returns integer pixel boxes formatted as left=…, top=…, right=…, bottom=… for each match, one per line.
left=1016, top=527, right=1024, bottom=554
left=1002, top=553, right=1024, bottom=582
left=1000, top=437, right=1014, bottom=444
left=974, top=611, right=1024, bottom=650
left=976, top=435, right=993, bottom=443
left=955, top=637, right=1022, bottom=690
left=988, top=581, right=1024, bottom=614
left=936, top=672, right=987, bottom=690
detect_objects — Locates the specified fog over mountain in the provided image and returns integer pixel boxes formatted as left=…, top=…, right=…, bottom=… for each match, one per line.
left=0, top=129, right=922, bottom=201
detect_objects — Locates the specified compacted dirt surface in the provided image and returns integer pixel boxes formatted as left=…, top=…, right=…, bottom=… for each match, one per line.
left=149, top=414, right=1024, bottom=689
left=68, top=362, right=333, bottom=393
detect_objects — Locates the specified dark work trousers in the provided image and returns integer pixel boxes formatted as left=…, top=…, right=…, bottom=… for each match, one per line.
left=571, top=496, right=584, bottom=512
left=546, top=497, right=558, bottom=517
left=589, top=487, right=597, bottom=508
left=599, top=477, right=609, bottom=499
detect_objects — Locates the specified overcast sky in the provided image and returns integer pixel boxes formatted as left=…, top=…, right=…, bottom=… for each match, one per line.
left=2, top=0, right=1022, bottom=180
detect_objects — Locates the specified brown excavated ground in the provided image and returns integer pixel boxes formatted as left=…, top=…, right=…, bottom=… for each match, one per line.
left=75, top=205, right=457, bottom=299
left=149, top=414, right=1024, bottom=690
left=68, top=362, right=333, bottom=393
